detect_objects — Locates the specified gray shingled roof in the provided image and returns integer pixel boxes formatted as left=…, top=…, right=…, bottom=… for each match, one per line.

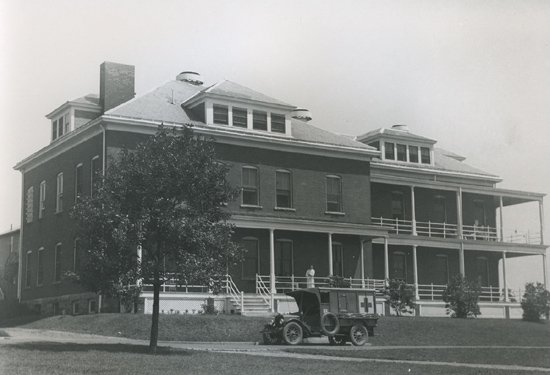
left=204, top=80, right=294, bottom=108
left=72, top=94, right=100, bottom=106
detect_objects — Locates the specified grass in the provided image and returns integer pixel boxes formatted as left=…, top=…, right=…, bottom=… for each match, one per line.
left=0, top=342, right=527, bottom=375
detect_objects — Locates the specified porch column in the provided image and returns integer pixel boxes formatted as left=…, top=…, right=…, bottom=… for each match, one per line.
left=502, top=251, right=508, bottom=302
left=269, top=228, right=276, bottom=294
left=540, top=200, right=545, bottom=245
left=360, top=239, right=365, bottom=288
left=543, top=253, right=548, bottom=289
left=411, top=186, right=417, bottom=235
left=412, top=245, right=419, bottom=300
left=459, top=242, right=465, bottom=276
left=384, top=237, right=389, bottom=280
left=499, top=196, right=504, bottom=242
left=456, top=188, right=463, bottom=239
left=328, top=233, right=333, bottom=276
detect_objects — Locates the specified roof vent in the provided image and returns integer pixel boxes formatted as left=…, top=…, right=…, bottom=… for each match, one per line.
left=291, top=108, right=312, bottom=122
left=391, top=124, right=409, bottom=132
left=176, top=71, right=203, bottom=85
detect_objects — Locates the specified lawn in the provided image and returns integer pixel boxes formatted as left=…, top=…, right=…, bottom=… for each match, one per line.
left=0, top=342, right=531, bottom=375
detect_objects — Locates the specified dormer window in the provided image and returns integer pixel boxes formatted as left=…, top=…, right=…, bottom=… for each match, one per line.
left=213, top=104, right=229, bottom=125
left=409, top=146, right=419, bottom=163
left=51, top=113, right=71, bottom=141
left=232, top=107, right=248, bottom=128
left=384, top=142, right=395, bottom=160
left=253, top=110, right=267, bottom=131
left=396, top=144, right=407, bottom=161
left=421, top=147, right=431, bottom=164
left=271, top=113, right=286, bottom=133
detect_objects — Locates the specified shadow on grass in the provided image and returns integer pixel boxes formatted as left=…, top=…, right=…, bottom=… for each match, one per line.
left=8, top=342, right=193, bottom=356
left=0, top=314, right=44, bottom=328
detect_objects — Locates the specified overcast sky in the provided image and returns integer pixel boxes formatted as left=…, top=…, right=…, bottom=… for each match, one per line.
left=1, top=0, right=548, bottom=289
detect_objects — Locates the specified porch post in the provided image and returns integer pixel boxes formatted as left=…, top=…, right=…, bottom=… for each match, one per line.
left=540, top=200, right=545, bottom=245
left=412, top=245, right=419, bottom=300
left=269, top=228, right=276, bottom=295
left=459, top=242, right=465, bottom=276
left=328, top=233, right=333, bottom=276
left=456, top=188, right=463, bottom=239
left=411, top=186, right=417, bottom=235
left=499, top=196, right=504, bottom=242
left=502, top=251, right=508, bottom=302
left=360, top=239, right=365, bottom=288
left=384, top=237, right=389, bottom=280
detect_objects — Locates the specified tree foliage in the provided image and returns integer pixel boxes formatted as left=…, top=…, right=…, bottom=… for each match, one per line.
left=521, top=282, right=550, bottom=322
left=384, top=279, right=416, bottom=316
left=442, top=274, right=481, bottom=318
left=71, top=126, right=242, bottom=351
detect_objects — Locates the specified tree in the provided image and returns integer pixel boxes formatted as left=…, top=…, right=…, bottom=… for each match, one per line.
left=521, top=282, right=550, bottom=322
left=442, top=274, right=481, bottom=318
left=72, top=126, right=242, bottom=352
left=384, top=279, right=416, bottom=316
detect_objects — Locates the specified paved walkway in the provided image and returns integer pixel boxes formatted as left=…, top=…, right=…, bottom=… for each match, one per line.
left=2, top=328, right=550, bottom=373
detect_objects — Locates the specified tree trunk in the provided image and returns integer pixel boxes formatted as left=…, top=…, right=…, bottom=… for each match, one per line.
left=149, top=267, right=160, bottom=353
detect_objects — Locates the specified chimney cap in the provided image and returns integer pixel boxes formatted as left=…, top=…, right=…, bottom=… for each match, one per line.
left=177, top=71, right=203, bottom=85
left=291, top=108, right=312, bottom=121
left=391, top=124, right=409, bottom=132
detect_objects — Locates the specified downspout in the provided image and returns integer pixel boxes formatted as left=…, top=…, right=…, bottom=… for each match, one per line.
left=17, top=170, right=25, bottom=302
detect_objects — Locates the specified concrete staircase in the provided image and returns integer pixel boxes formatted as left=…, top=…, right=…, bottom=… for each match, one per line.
left=229, top=294, right=272, bottom=316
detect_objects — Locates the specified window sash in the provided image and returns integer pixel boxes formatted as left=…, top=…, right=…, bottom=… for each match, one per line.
left=232, top=107, right=247, bottom=128
left=26, top=187, right=34, bottom=223
left=58, top=116, right=64, bottom=137
left=385, top=142, right=395, bottom=160
left=271, top=114, right=286, bottom=133
left=409, top=146, right=419, bottom=163
left=396, top=144, right=407, bottom=161
left=213, top=104, right=229, bottom=125
left=39, top=182, right=46, bottom=218
left=275, top=171, right=292, bottom=208
left=326, top=176, right=342, bottom=212
left=253, top=110, right=267, bottom=131
left=56, top=173, right=63, bottom=212
left=75, top=164, right=83, bottom=202
left=242, top=167, right=259, bottom=205
left=54, top=244, right=62, bottom=282
left=421, top=147, right=431, bottom=164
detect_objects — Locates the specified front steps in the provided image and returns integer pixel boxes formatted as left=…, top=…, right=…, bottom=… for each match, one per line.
left=229, top=294, right=272, bottom=316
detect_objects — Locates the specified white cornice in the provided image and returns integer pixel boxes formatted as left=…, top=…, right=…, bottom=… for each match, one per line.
left=46, top=101, right=101, bottom=119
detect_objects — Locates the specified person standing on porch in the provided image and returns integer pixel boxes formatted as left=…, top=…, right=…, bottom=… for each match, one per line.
left=306, top=265, right=315, bottom=288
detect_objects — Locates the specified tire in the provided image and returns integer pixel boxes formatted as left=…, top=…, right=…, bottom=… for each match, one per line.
left=320, top=312, right=340, bottom=336
left=282, top=321, right=303, bottom=345
left=349, top=324, right=368, bottom=346
left=262, top=331, right=280, bottom=345
left=328, top=336, right=347, bottom=346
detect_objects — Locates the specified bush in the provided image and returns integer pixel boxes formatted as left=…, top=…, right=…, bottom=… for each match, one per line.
left=442, top=274, right=481, bottom=318
left=521, top=282, right=550, bottom=322
left=384, top=279, right=416, bottom=316
left=327, top=275, right=350, bottom=288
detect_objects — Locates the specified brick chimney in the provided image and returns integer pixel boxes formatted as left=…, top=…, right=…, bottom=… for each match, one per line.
left=99, top=61, right=135, bottom=113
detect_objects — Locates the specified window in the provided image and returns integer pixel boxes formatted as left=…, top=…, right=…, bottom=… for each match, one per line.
left=241, top=167, right=259, bottom=206
left=396, top=144, right=407, bottom=161
left=275, top=240, right=293, bottom=276
left=56, top=173, right=64, bottom=213
left=90, top=156, right=101, bottom=197
left=475, top=257, right=489, bottom=287
left=52, top=120, right=58, bottom=141
left=384, top=142, right=395, bottom=160
left=271, top=113, right=286, bottom=133
left=232, top=107, right=248, bottom=128
left=409, top=146, right=419, bottom=163
left=275, top=170, right=292, bottom=208
left=75, top=163, right=83, bottom=202
left=391, top=191, right=405, bottom=220
left=434, top=254, right=449, bottom=285
left=241, top=238, right=259, bottom=279
left=391, top=252, right=407, bottom=280
left=39, top=181, right=46, bottom=219
left=213, top=104, right=229, bottom=125
left=332, top=243, right=344, bottom=277
left=58, top=116, right=64, bottom=137
left=326, top=175, right=342, bottom=212
left=63, top=113, right=70, bottom=134
left=421, top=147, right=431, bottom=164
left=73, top=238, right=80, bottom=273
left=26, top=186, right=34, bottom=223
left=37, top=247, right=44, bottom=286
left=54, top=243, right=62, bottom=282
left=368, top=141, right=380, bottom=151
left=25, top=250, right=32, bottom=288
left=253, top=110, right=267, bottom=131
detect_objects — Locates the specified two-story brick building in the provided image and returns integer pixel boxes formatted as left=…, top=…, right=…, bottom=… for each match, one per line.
left=14, top=62, right=547, bottom=318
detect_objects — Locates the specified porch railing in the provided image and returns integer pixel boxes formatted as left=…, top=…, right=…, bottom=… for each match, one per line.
left=371, top=217, right=413, bottom=235
left=416, top=283, right=522, bottom=303
left=255, top=274, right=272, bottom=309
left=462, top=225, right=498, bottom=241
left=224, top=274, right=244, bottom=313
left=256, top=274, right=386, bottom=294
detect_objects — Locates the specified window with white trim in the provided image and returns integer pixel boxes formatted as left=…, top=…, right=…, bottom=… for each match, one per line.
left=421, top=147, right=431, bottom=164
left=54, top=243, right=62, bottom=282
left=271, top=113, right=286, bottom=133
left=56, top=173, right=64, bottom=213
left=396, top=144, right=407, bottom=161
left=252, top=110, right=267, bottom=131
left=409, top=146, right=419, bottom=163
left=213, top=104, right=229, bottom=125
left=232, top=107, right=248, bottom=128
left=26, top=186, right=34, bottom=223
left=385, top=142, right=395, bottom=160
left=39, top=181, right=46, bottom=219
left=37, top=247, right=44, bottom=286
left=326, top=175, right=343, bottom=212
left=75, top=163, right=83, bottom=202
left=241, top=166, right=259, bottom=206
left=275, top=170, right=292, bottom=208
left=241, top=238, right=259, bottom=280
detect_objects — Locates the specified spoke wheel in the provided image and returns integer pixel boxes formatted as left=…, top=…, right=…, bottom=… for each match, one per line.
left=283, top=322, right=303, bottom=345
left=349, top=324, right=368, bottom=346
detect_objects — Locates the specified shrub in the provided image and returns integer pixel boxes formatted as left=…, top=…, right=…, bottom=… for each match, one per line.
left=521, top=282, right=550, bottom=322
left=384, top=279, right=416, bottom=316
left=327, top=275, right=350, bottom=288
left=442, top=274, right=481, bottom=318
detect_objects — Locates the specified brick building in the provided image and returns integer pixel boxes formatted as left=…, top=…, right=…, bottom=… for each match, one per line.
left=14, top=62, right=547, bottom=317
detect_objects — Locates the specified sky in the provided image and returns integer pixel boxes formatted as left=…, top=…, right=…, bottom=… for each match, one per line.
left=0, top=0, right=549, bottom=289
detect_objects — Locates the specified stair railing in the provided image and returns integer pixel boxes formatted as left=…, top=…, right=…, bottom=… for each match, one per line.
left=224, top=274, right=244, bottom=314
left=256, top=274, right=273, bottom=311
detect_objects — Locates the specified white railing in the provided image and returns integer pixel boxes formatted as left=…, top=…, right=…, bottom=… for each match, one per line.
left=416, top=221, right=459, bottom=239
left=416, top=283, right=447, bottom=301
left=462, top=224, right=498, bottom=241
left=224, top=274, right=244, bottom=313
left=415, top=283, right=523, bottom=303
left=371, top=217, right=413, bottom=235
left=141, top=274, right=212, bottom=293
left=255, top=274, right=272, bottom=308
left=257, top=274, right=386, bottom=294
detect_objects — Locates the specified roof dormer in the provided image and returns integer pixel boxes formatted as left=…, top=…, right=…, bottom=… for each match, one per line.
left=356, top=125, right=437, bottom=166
left=46, top=94, right=102, bottom=143
left=182, top=80, right=296, bottom=137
